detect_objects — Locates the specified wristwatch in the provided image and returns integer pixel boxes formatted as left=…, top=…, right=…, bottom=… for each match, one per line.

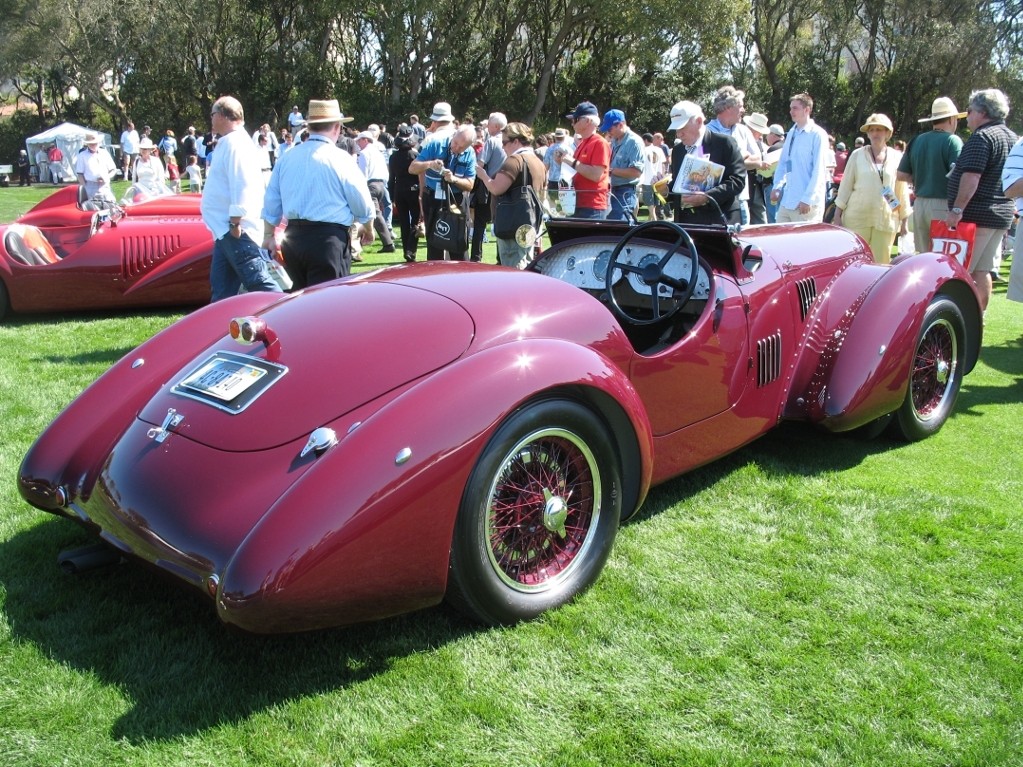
left=571, top=159, right=579, bottom=169
left=951, top=207, right=963, bottom=214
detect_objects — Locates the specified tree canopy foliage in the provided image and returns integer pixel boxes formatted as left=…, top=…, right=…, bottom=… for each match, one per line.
left=1, top=0, right=1021, bottom=149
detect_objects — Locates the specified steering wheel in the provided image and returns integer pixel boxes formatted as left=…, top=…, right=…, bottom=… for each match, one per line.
left=605, top=220, right=700, bottom=326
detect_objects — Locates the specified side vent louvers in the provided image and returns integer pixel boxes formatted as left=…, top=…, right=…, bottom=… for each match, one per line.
left=795, top=277, right=817, bottom=321
left=757, top=333, right=782, bottom=387
left=121, top=235, right=182, bottom=279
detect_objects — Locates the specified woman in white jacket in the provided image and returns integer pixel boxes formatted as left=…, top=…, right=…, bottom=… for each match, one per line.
left=833, top=113, right=910, bottom=263
left=129, top=138, right=170, bottom=200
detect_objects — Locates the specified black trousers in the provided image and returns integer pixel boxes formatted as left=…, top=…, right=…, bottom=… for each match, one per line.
left=393, top=192, right=421, bottom=257
left=282, top=221, right=351, bottom=289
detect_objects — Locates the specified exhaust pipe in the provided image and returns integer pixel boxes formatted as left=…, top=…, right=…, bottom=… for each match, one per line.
left=58, top=543, right=123, bottom=574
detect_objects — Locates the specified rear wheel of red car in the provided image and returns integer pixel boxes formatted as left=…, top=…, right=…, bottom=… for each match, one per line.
left=447, top=399, right=621, bottom=626
left=890, top=297, right=966, bottom=441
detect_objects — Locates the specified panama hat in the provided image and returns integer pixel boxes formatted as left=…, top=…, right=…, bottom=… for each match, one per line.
left=83, top=132, right=100, bottom=145
left=742, top=112, right=771, bottom=135
left=918, top=96, right=968, bottom=123
left=859, top=113, right=894, bottom=134
left=306, top=99, right=354, bottom=124
left=138, top=138, right=155, bottom=150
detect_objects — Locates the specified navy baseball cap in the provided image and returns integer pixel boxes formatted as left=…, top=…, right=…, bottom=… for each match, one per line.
left=566, top=101, right=599, bottom=121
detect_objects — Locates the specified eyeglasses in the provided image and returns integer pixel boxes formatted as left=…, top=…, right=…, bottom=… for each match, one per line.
left=502, top=138, right=514, bottom=145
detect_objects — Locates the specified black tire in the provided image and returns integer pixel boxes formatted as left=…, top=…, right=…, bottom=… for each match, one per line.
left=890, top=297, right=966, bottom=441
left=0, top=279, right=8, bottom=322
left=447, top=398, right=621, bottom=626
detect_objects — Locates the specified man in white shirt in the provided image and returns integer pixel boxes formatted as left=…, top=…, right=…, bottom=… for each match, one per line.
left=355, top=130, right=396, bottom=253
left=75, top=133, right=118, bottom=203
left=201, top=95, right=281, bottom=301
left=120, top=122, right=140, bottom=178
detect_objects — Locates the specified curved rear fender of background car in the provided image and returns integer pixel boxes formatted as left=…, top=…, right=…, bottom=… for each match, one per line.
left=18, top=291, right=289, bottom=514
left=217, top=338, right=654, bottom=633
left=120, top=237, right=214, bottom=296
left=800, top=256, right=981, bottom=431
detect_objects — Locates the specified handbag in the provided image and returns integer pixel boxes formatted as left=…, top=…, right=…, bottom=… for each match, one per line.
left=494, top=156, right=544, bottom=240
left=930, top=219, right=977, bottom=269
left=428, top=182, right=468, bottom=254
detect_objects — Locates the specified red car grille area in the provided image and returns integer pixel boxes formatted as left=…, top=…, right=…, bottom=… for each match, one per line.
left=121, top=234, right=183, bottom=278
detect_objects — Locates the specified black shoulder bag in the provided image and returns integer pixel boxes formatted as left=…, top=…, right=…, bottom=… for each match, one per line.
left=494, top=155, right=544, bottom=240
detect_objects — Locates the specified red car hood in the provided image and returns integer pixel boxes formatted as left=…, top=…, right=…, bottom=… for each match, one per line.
left=138, top=281, right=474, bottom=451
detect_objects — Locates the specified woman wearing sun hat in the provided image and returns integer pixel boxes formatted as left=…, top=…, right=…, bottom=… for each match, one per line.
left=832, top=113, right=910, bottom=262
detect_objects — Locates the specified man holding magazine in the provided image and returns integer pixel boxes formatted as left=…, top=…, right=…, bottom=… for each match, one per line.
left=666, top=101, right=746, bottom=226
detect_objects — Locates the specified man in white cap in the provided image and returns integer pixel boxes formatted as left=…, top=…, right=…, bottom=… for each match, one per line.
left=202, top=95, right=281, bottom=301
left=262, top=99, right=375, bottom=287
left=896, top=96, right=966, bottom=254
left=74, top=133, right=117, bottom=202
left=666, top=100, right=745, bottom=226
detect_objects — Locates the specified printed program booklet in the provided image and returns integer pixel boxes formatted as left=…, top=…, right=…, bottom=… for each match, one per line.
left=672, top=155, right=725, bottom=195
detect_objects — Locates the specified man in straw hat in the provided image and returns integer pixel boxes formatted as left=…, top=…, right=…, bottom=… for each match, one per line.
left=741, top=111, right=773, bottom=224
left=74, top=133, right=117, bottom=202
left=201, top=95, right=282, bottom=301
left=896, top=96, right=966, bottom=254
left=262, top=98, right=375, bottom=288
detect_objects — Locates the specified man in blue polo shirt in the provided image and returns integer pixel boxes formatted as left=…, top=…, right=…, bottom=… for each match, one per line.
left=601, top=109, right=644, bottom=221
left=408, top=123, right=477, bottom=261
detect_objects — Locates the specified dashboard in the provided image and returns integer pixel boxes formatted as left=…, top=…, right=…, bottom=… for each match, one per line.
left=535, top=238, right=712, bottom=302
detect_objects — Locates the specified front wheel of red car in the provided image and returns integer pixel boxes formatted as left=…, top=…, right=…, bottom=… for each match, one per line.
left=0, top=280, right=8, bottom=321
left=890, top=297, right=966, bottom=441
left=447, top=399, right=622, bottom=626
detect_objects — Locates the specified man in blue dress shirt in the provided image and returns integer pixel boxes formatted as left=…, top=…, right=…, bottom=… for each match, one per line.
left=262, top=99, right=376, bottom=289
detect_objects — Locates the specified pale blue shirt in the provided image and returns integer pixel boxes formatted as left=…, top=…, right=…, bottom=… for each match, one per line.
left=200, top=125, right=266, bottom=241
left=262, top=133, right=374, bottom=227
left=609, top=129, right=645, bottom=187
left=774, top=118, right=830, bottom=210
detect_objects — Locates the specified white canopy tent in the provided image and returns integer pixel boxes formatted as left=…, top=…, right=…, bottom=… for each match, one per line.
left=25, top=122, right=113, bottom=183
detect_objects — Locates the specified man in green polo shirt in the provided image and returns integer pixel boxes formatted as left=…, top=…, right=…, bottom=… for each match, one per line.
left=897, top=97, right=965, bottom=253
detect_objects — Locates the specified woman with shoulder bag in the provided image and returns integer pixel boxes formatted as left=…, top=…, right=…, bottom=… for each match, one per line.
left=476, top=122, right=547, bottom=269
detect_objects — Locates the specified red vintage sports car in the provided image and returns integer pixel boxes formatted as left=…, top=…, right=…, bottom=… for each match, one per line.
left=19, top=218, right=982, bottom=633
left=0, top=185, right=212, bottom=320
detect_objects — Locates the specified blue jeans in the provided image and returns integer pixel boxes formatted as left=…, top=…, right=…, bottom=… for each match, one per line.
left=764, top=182, right=779, bottom=223
left=572, top=207, right=609, bottom=220
left=210, top=232, right=282, bottom=302
left=608, top=186, right=639, bottom=222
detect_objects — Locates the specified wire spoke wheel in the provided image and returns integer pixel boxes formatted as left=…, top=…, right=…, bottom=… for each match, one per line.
left=447, top=399, right=621, bottom=625
left=485, top=428, right=599, bottom=592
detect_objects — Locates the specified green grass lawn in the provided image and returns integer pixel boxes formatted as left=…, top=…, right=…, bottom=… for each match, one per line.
left=1, top=186, right=1021, bottom=766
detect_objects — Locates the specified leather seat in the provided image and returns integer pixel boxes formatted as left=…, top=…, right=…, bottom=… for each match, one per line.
left=4, top=224, right=60, bottom=266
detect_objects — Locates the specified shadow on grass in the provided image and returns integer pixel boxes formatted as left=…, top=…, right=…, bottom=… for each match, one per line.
left=1, top=516, right=475, bottom=742
left=0, top=401, right=1005, bottom=743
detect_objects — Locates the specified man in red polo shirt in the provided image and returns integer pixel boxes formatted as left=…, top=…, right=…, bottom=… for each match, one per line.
left=563, top=101, right=610, bottom=219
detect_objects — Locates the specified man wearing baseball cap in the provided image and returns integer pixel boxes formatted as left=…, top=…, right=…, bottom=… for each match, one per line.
left=896, top=97, right=966, bottom=254
left=561, top=101, right=611, bottom=219
left=600, top=108, right=644, bottom=221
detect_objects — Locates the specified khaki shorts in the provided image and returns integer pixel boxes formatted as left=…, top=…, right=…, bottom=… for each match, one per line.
left=970, top=226, right=1005, bottom=274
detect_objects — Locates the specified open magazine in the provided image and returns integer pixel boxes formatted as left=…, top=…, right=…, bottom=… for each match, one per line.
left=672, top=155, right=725, bottom=195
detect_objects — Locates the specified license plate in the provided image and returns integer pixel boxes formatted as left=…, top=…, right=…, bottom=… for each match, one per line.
left=180, top=357, right=267, bottom=401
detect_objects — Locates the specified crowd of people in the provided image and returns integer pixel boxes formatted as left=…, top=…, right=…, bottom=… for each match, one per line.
left=15, top=85, right=1021, bottom=311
